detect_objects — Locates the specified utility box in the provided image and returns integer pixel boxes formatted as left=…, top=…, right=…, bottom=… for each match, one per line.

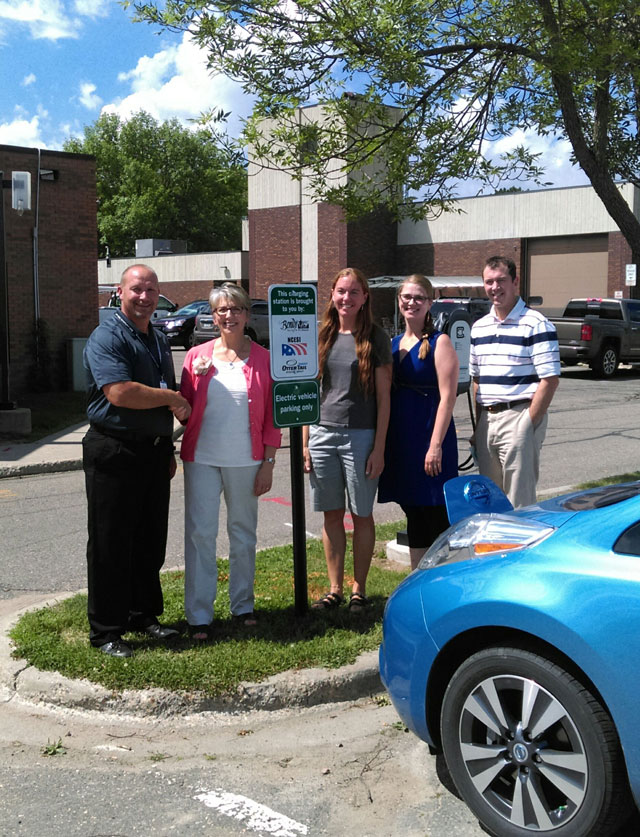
left=67, top=338, right=88, bottom=392
left=135, top=238, right=187, bottom=258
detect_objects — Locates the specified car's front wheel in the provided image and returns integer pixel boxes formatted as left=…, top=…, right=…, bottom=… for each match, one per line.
left=440, top=647, right=630, bottom=836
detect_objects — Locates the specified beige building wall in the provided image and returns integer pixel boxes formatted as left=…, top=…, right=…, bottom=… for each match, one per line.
left=398, top=183, right=637, bottom=245
left=98, top=251, right=249, bottom=289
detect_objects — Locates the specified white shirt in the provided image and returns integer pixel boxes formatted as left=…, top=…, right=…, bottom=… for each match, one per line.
left=194, top=360, right=254, bottom=467
left=470, top=297, right=560, bottom=405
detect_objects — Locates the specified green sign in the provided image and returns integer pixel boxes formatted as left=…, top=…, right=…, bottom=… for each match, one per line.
left=273, top=380, right=320, bottom=428
left=269, top=285, right=316, bottom=316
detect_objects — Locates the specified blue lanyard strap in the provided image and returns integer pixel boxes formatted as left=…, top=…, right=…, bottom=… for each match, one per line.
left=114, top=312, right=165, bottom=380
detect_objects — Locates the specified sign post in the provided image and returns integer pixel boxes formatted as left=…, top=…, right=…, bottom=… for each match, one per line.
left=269, top=284, right=319, bottom=615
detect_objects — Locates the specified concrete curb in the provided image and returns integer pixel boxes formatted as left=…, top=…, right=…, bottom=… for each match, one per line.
left=1, top=593, right=382, bottom=718
left=0, top=459, right=83, bottom=479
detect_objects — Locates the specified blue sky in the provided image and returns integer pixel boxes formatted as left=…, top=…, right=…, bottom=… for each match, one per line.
left=0, top=0, right=588, bottom=192
left=0, top=0, right=253, bottom=149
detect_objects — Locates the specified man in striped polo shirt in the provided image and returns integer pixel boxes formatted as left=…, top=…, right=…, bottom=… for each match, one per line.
left=470, top=256, right=560, bottom=507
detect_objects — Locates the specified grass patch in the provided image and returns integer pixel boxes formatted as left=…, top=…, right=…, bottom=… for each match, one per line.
left=14, top=391, right=87, bottom=442
left=575, top=472, right=640, bottom=490
left=10, top=522, right=408, bottom=696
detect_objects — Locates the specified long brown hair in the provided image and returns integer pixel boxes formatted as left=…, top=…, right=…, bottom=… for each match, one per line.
left=400, top=274, right=435, bottom=360
left=318, top=267, right=376, bottom=396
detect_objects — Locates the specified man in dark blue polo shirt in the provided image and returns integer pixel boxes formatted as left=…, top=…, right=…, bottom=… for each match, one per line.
left=83, top=264, right=191, bottom=657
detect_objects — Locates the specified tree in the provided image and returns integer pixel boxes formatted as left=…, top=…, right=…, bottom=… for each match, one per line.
left=64, top=110, right=247, bottom=257
left=130, top=0, right=640, bottom=259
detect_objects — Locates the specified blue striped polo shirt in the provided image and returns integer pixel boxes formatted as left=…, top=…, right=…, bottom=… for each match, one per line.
left=469, top=297, right=560, bottom=405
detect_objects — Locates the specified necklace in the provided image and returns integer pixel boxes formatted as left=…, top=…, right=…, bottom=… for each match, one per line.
left=217, top=337, right=246, bottom=368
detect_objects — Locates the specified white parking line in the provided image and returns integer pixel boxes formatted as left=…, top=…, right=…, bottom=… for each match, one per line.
left=194, top=788, right=308, bottom=836
left=283, top=521, right=317, bottom=539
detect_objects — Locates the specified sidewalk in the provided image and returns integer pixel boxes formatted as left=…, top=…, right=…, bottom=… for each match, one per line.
left=0, top=422, right=87, bottom=479
left=0, top=421, right=284, bottom=480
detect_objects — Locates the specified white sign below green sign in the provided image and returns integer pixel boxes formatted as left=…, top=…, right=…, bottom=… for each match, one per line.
left=269, top=284, right=320, bottom=428
left=269, top=284, right=318, bottom=381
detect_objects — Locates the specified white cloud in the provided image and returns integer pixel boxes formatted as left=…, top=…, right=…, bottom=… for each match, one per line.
left=22, top=72, right=36, bottom=86
left=0, top=0, right=80, bottom=40
left=73, top=0, right=108, bottom=16
left=79, top=81, right=102, bottom=110
left=486, top=128, right=589, bottom=189
left=0, top=114, right=44, bottom=146
left=104, top=32, right=253, bottom=137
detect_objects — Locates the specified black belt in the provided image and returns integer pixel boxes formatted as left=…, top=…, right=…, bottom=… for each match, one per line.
left=483, top=399, right=531, bottom=414
left=90, top=424, right=172, bottom=445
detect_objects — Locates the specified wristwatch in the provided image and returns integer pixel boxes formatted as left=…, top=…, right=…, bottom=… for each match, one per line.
left=263, top=456, right=276, bottom=464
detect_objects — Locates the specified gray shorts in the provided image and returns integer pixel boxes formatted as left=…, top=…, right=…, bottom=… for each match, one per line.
left=308, top=425, right=378, bottom=516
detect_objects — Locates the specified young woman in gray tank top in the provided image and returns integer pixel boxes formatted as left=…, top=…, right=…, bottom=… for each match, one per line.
left=302, top=267, right=392, bottom=614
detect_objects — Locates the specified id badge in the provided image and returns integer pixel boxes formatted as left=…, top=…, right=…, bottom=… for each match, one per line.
left=160, top=379, right=168, bottom=389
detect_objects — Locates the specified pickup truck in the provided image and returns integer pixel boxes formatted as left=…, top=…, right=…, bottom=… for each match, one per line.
left=549, top=298, right=640, bottom=377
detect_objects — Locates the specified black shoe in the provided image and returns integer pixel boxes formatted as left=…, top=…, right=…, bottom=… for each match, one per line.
left=98, top=640, right=133, bottom=658
left=143, top=622, right=179, bottom=641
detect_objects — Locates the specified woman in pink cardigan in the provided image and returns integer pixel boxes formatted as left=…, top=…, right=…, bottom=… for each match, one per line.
left=180, top=284, right=281, bottom=640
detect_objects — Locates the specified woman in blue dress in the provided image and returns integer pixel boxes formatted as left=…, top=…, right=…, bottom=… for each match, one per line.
left=378, top=274, right=459, bottom=569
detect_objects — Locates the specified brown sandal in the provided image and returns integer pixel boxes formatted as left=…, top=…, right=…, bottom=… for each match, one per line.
left=348, top=592, right=370, bottom=613
left=311, top=591, right=344, bottom=610
left=232, top=612, right=258, bottom=627
left=189, top=624, right=212, bottom=642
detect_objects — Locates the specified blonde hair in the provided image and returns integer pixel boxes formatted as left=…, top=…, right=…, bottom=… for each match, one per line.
left=209, top=282, right=250, bottom=312
left=318, top=267, right=376, bottom=396
left=399, top=274, right=435, bottom=360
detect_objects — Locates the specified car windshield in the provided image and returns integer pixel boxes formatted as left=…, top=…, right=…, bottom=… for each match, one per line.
left=431, top=302, right=465, bottom=313
left=173, top=303, right=208, bottom=317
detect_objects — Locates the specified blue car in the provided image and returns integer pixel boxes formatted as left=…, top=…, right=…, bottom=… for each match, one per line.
left=379, top=476, right=640, bottom=836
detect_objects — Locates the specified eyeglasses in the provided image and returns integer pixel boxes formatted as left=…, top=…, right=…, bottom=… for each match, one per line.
left=399, top=293, right=429, bottom=304
left=215, top=306, right=245, bottom=315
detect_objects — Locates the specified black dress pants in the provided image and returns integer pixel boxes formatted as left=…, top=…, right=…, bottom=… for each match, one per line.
left=83, top=428, right=172, bottom=646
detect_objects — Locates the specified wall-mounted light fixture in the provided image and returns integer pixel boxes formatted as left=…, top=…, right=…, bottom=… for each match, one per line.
left=11, top=172, right=31, bottom=214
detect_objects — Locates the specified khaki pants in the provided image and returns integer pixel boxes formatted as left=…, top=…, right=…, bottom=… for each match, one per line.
left=475, top=403, right=548, bottom=508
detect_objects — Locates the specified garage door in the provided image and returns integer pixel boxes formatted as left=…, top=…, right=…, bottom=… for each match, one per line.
left=527, top=235, right=608, bottom=317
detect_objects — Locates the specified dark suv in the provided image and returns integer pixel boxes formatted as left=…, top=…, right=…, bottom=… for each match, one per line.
left=193, top=299, right=270, bottom=346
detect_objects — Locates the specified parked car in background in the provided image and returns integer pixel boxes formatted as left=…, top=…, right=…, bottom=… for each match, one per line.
left=98, top=287, right=178, bottom=325
left=153, top=299, right=211, bottom=349
left=194, top=299, right=270, bottom=346
left=549, top=297, right=640, bottom=377
left=380, top=474, right=640, bottom=836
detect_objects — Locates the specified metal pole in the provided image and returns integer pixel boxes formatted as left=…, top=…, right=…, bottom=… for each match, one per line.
left=0, top=172, right=12, bottom=409
left=289, top=424, right=309, bottom=615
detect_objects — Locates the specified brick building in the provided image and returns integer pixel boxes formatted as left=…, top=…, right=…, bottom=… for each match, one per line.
left=1, top=145, right=97, bottom=396
left=247, top=107, right=639, bottom=319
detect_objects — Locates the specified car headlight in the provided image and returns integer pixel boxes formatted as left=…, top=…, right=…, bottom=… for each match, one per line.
left=418, top=514, right=555, bottom=569
left=165, top=318, right=186, bottom=329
